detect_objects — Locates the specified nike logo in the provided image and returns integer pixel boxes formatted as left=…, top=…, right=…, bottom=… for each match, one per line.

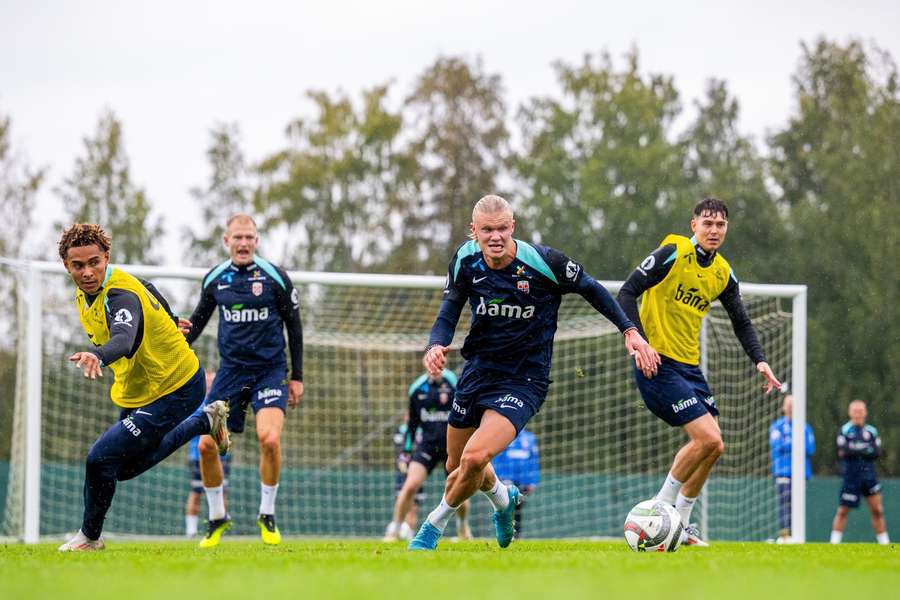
left=134, top=409, right=153, bottom=416
left=473, top=276, right=488, bottom=284
left=498, top=404, right=519, bottom=410
left=264, top=397, right=280, bottom=405
left=217, top=284, right=231, bottom=290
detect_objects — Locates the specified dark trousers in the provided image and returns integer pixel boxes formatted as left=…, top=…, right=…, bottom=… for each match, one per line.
left=775, top=477, right=792, bottom=534
left=82, top=367, right=209, bottom=539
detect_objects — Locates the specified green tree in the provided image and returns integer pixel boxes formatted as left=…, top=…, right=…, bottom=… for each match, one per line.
left=680, top=80, right=787, bottom=282
left=257, top=85, right=412, bottom=272
left=0, top=112, right=43, bottom=259
left=56, top=109, right=162, bottom=264
left=768, top=39, right=900, bottom=474
left=183, top=123, right=253, bottom=267
left=402, top=56, right=510, bottom=273
left=515, top=50, right=688, bottom=278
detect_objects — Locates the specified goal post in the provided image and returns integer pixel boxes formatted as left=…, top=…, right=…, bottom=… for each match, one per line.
left=0, top=259, right=807, bottom=543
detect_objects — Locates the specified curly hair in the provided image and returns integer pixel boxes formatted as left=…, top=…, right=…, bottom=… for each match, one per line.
left=58, top=223, right=112, bottom=261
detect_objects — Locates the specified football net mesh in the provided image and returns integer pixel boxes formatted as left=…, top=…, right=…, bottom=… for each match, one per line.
left=0, top=264, right=795, bottom=541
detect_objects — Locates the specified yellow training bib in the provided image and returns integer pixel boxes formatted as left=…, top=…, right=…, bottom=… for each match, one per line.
left=76, top=267, right=199, bottom=408
left=639, top=234, right=732, bottom=365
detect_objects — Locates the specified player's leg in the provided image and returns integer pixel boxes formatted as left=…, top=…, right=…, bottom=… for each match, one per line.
left=256, top=405, right=285, bottom=544
left=185, top=491, right=201, bottom=536
left=456, top=499, right=472, bottom=540
left=831, top=505, right=850, bottom=543
left=864, top=492, right=890, bottom=544
left=409, top=425, right=476, bottom=550
left=775, top=477, right=792, bottom=542
left=385, top=461, right=429, bottom=541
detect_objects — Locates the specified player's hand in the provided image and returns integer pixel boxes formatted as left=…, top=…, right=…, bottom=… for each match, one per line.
left=423, top=345, right=450, bottom=378
left=756, top=362, right=781, bottom=394
left=624, top=328, right=660, bottom=378
left=177, top=318, right=192, bottom=336
left=69, top=352, right=103, bottom=380
left=288, top=380, right=304, bottom=408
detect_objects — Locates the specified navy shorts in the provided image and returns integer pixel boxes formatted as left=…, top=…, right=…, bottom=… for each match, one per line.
left=839, top=472, right=882, bottom=508
left=634, top=357, right=718, bottom=427
left=450, top=363, right=550, bottom=434
left=189, top=456, right=231, bottom=494
left=205, top=364, right=289, bottom=433
left=412, top=443, right=448, bottom=474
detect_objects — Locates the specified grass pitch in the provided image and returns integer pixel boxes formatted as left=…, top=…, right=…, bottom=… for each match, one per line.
left=1, top=539, right=897, bottom=600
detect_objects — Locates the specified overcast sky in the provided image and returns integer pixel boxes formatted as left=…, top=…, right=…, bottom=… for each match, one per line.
left=2, top=0, right=898, bottom=264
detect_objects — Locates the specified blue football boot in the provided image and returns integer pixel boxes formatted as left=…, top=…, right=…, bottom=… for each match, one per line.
left=491, top=485, right=521, bottom=548
left=408, top=521, right=442, bottom=551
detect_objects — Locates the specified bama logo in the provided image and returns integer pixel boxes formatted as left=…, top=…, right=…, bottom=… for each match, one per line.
left=121, top=416, right=141, bottom=437
left=671, top=397, right=699, bottom=414
left=221, top=304, right=269, bottom=323
left=420, top=408, right=450, bottom=423
left=673, top=284, right=711, bottom=311
left=475, top=297, right=535, bottom=319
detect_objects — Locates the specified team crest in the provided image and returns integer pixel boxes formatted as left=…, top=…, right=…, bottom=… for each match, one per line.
left=252, top=282, right=263, bottom=296
left=517, top=280, right=530, bottom=294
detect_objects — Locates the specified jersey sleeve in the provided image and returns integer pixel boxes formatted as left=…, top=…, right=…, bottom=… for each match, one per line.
left=274, top=266, right=304, bottom=382
left=404, top=388, right=420, bottom=452
left=139, top=279, right=178, bottom=324
left=541, top=245, right=634, bottom=333
left=716, top=273, right=767, bottom=365
left=93, top=289, right=144, bottom=365
left=427, top=250, right=469, bottom=348
left=616, top=244, right=678, bottom=338
left=806, top=425, right=816, bottom=458
left=185, top=273, right=218, bottom=345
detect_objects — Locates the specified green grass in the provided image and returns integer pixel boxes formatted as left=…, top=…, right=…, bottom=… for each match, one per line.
left=1, top=539, right=897, bottom=600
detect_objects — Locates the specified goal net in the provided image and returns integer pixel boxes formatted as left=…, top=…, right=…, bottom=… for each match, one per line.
left=0, top=260, right=807, bottom=542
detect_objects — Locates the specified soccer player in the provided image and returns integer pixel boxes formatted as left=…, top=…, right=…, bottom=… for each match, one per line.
left=389, top=419, right=425, bottom=540
left=492, top=428, right=540, bottom=539
left=617, top=198, right=782, bottom=546
left=57, top=223, right=230, bottom=552
left=830, top=400, right=890, bottom=544
left=409, top=195, right=657, bottom=551
left=769, top=394, right=815, bottom=543
left=184, top=372, right=233, bottom=536
left=383, top=370, right=471, bottom=542
left=181, top=213, right=303, bottom=547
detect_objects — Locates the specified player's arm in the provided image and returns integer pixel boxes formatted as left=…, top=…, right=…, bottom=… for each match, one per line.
left=836, top=431, right=848, bottom=460
left=183, top=279, right=217, bottom=345
left=424, top=254, right=468, bottom=376
left=404, top=393, right=420, bottom=453
left=769, top=424, right=788, bottom=456
left=544, top=246, right=659, bottom=376
left=616, top=244, right=677, bottom=338
left=70, top=289, right=143, bottom=378
left=274, top=267, right=304, bottom=406
left=806, top=425, right=816, bottom=458
left=717, top=274, right=781, bottom=393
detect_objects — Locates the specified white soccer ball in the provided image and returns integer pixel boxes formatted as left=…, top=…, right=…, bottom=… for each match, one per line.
left=623, top=500, right=684, bottom=552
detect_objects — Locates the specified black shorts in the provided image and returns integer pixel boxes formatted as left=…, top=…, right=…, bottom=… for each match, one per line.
left=449, top=363, right=549, bottom=434
left=189, top=456, right=231, bottom=494
left=634, top=357, right=718, bottom=427
left=412, top=443, right=448, bottom=474
left=840, top=472, right=881, bottom=508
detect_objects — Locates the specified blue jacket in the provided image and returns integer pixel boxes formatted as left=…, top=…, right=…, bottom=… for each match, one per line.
left=492, top=429, right=540, bottom=487
left=769, top=417, right=815, bottom=479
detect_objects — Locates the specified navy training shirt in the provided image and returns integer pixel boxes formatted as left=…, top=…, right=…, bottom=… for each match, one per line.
left=186, top=256, right=303, bottom=380
left=428, top=239, right=635, bottom=376
left=837, top=422, right=882, bottom=479
left=404, top=370, right=458, bottom=450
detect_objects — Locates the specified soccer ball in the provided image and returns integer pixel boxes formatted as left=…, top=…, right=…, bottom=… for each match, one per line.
left=623, top=500, right=683, bottom=552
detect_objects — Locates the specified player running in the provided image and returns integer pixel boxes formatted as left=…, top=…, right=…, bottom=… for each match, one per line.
left=409, top=195, right=657, bottom=551
left=181, top=213, right=304, bottom=547
left=617, top=198, right=782, bottom=546
left=57, top=223, right=230, bottom=551
left=830, top=400, right=890, bottom=544
left=383, top=370, right=471, bottom=542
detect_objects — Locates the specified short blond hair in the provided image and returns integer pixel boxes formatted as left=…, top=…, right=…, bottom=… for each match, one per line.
left=226, top=213, right=257, bottom=230
left=472, top=194, right=513, bottom=221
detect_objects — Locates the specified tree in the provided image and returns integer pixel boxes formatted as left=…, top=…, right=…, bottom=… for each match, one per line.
left=402, top=56, right=510, bottom=273
left=0, top=112, right=43, bottom=259
left=257, top=85, right=413, bottom=272
left=56, top=109, right=162, bottom=264
left=515, top=49, right=689, bottom=279
left=768, top=39, right=900, bottom=474
left=680, top=79, right=787, bottom=283
left=183, top=123, right=253, bottom=266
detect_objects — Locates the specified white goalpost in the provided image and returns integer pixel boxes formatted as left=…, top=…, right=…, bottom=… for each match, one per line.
left=0, top=259, right=806, bottom=543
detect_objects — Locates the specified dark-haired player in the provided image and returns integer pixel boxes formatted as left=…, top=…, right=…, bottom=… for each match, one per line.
left=57, top=223, right=230, bottom=551
left=618, top=198, right=782, bottom=546
left=409, top=195, right=657, bottom=551
left=181, top=213, right=303, bottom=547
